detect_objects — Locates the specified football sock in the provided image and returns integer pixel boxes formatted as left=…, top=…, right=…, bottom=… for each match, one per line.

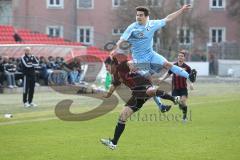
left=179, top=104, right=188, bottom=119
left=153, top=96, right=164, bottom=109
left=170, top=65, right=189, bottom=79
left=111, top=119, right=126, bottom=145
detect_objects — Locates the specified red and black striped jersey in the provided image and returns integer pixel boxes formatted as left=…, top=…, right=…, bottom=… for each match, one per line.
left=168, top=62, right=191, bottom=90
left=111, top=61, right=151, bottom=89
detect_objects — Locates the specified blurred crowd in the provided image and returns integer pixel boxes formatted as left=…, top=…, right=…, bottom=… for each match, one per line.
left=0, top=56, right=83, bottom=88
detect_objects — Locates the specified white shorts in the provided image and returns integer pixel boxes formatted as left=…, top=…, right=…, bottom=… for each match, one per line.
left=133, top=51, right=167, bottom=76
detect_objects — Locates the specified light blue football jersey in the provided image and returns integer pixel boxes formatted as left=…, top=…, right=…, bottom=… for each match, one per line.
left=120, top=19, right=166, bottom=62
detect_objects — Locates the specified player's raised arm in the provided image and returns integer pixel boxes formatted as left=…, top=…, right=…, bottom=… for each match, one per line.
left=109, top=39, right=124, bottom=56
left=164, top=4, right=191, bottom=22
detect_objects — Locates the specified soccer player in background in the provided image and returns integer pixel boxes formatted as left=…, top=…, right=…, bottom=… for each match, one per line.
left=159, top=50, right=194, bottom=121
left=110, top=5, right=197, bottom=114
left=21, top=47, right=39, bottom=107
left=100, top=55, right=181, bottom=150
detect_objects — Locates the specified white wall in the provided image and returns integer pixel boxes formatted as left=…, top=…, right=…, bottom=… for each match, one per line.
left=187, top=62, right=209, bottom=76
left=218, top=60, right=240, bottom=77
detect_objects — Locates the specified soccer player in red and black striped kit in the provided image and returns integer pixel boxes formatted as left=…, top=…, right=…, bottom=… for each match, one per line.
left=160, top=50, right=194, bottom=121
left=100, top=54, right=181, bottom=150
left=21, top=47, right=39, bottom=108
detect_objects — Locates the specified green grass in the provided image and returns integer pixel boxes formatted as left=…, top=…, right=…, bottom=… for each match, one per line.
left=0, top=82, right=240, bottom=160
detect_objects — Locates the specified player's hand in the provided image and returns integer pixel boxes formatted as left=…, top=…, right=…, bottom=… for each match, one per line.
left=127, top=61, right=138, bottom=73
left=182, top=4, right=191, bottom=11
left=189, top=83, right=194, bottom=90
left=103, top=92, right=112, bottom=98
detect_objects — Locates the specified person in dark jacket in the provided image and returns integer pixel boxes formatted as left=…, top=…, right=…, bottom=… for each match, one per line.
left=21, top=47, right=39, bottom=107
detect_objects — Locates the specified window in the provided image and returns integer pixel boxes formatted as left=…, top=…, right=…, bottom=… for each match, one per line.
left=178, top=27, right=193, bottom=45
left=77, top=0, right=94, bottom=9
left=46, top=26, right=63, bottom=37
left=47, top=0, right=64, bottom=8
left=178, top=0, right=194, bottom=6
left=112, top=28, right=125, bottom=35
left=146, top=0, right=161, bottom=6
left=112, top=0, right=125, bottom=7
left=77, top=26, right=94, bottom=45
left=209, top=27, right=225, bottom=43
left=210, top=0, right=225, bottom=9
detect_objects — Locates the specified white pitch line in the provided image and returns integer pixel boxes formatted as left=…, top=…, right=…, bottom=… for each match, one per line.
left=0, top=117, right=57, bottom=126
left=0, top=97, right=239, bottom=126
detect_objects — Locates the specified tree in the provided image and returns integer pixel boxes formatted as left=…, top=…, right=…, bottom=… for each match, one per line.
left=227, top=0, right=240, bottom=23
left=227, top=0, right=240, bottom=38
left=113, top=0, right=207, bottom=59
left=0, top=5, right=2, bottom=16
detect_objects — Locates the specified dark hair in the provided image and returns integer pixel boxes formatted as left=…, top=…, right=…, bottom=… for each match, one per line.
left=136, top=6, right=149, bottom=16
left=104, top=56, right=118, bottom=65
left=178, top=50, right=186, bottom=57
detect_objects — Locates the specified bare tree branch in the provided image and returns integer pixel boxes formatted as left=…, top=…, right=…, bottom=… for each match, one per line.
left=227, top=0, right=240, bottom=22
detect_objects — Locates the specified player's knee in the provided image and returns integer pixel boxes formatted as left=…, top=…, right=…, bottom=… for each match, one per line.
left=181, top=97, right=187, bottom=104
left=119, top=114, right=128, bottom=122
left=146, top=87, right=155, bottom=96
left=119, top=108, right=131, bottom=121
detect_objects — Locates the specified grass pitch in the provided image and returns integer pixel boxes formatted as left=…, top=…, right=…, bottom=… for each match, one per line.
left=0, top=82, right=240, bottom=160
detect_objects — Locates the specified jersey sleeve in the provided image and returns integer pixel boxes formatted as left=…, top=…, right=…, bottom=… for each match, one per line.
left=120, top=23, right=135, bottom=41
left=186, top=64, right=191, bottom=74
left=151, top=19, right=166, bottom=31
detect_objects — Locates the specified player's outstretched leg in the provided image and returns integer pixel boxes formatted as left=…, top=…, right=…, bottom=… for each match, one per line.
left=146, top=87, right=180, bottom=107
left=100, top=107, right=133, bottom=150
left=150, top=53, right=197, bottom=83
left=170, top=66, right=197, bottom=83
left=155, top=89, right=181, bottom=105
left=100, top=119, right=125, bottom=150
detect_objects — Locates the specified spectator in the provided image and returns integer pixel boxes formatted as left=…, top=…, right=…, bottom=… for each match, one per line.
left=13, top=29, right=23, bottom=42
left=14, top=58, right=24, bottom=87
left=55, top=57, right=68, bottom=85
left=209, top=53, right=215, bottom=75
left=39, top=56, right=49, bottom=85
left=55, top=57, right=63, bottom=70
left=3, top=57, right=17, bottom=88
left=0, top=56, right=4, bottom=87
left=68, top=58, right=82, bottom=85
left=47, top=56, right=57, bottom=69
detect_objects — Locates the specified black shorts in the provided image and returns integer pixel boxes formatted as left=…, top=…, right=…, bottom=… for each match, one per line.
left=125, top=86, right=151, bottom=112
left=172, top=88, right=188, bottom=97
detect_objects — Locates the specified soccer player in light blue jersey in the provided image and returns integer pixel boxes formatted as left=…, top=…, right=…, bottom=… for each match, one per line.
left=111, top=4, right=197, bottom=111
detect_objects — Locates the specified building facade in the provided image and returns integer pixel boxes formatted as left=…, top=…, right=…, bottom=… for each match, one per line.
left=0, top=0, right=239, bottom=56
